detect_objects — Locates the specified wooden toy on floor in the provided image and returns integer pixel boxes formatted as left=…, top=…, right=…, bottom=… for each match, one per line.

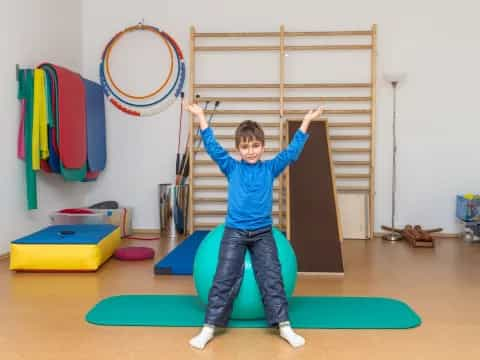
left=381, top=225, right=442, bottom=248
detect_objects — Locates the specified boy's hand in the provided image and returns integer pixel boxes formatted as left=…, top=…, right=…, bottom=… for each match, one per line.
left=300, top=106, right=324, bottom=133
left=184, top=102, right=204, bottom=116
left=184, top=101, right=208, bottom=130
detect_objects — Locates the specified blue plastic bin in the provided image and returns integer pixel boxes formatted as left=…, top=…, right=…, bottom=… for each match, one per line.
left=456, top=195, right=480, bottom=221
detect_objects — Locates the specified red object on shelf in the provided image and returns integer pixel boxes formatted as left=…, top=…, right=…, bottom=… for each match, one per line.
left=58, top=208, right=95, bottom=214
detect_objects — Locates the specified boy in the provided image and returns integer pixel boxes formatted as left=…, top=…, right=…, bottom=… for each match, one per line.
left=184, top=102, right=323, bottom=349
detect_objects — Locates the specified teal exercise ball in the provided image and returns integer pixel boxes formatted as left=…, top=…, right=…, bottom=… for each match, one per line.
left=193, top=224, right=297, bottom=320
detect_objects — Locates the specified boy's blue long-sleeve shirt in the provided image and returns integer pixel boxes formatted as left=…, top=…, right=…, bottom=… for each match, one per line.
left=200, top=127, right=309, bottom=230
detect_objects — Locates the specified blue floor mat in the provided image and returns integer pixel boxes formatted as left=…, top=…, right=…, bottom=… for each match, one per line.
left=154, top=231, right=208, bottom=275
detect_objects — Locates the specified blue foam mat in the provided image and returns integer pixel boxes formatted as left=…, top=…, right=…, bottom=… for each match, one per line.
left=154, top=231, right=208, bottom=275
left=12, top=224, right=118, bottom=245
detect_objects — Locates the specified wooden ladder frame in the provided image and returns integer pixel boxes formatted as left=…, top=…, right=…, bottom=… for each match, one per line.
left=188, top=25, right=377, bottom=239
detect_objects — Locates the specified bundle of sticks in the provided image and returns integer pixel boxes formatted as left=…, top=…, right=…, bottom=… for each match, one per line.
left=381, top=225, right=442, bottom=248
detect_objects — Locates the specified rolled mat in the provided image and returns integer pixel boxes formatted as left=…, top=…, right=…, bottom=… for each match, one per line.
left=54, top=65, right=87, bottom=169
left=85, top=295, right=422, bottom=329
left=44, top=69, right=60, bottom=173
left=83, top=78, right=106, bottom=172
left=40, top=63, right=87, bottom=181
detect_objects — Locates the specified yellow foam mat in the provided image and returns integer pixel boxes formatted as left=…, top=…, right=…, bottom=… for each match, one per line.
left=10, top=227, right=121, bottom=271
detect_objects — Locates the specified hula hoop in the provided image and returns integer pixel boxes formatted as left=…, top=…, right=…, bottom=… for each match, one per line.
left=104, top=25, right=175, bottom=100
left=100, top=30, right=184, bottom=108
left=99, top=24, right=186, bottom=117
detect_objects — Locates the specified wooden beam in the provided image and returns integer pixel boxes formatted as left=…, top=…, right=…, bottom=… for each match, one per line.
left=197, top=96, right=371, bottom=103
left=194, top=173, right=225, bottom=178
left=369, top=24, right=378, bottom=240
left=194, top=30, right=372, bottom=38
left=194, top=185, right=280, bottom=191
left=195, top=45, right=278, bottom=51
left=331, top=148, right=370, bottom=153
left=327, top=122, right=371, bottom=128
left=194, top=197, right=279, bottom=203
left=194, top=134, right=370, bottom=141
left=330, top=135, right=371, bottom=141
left=194, top=222, right=286, bottom=230
left=194, top=121, right=282, bottom=128
left=336, top=186, right=370, bottom=193
left=195, top=32, right=278, bottom=38
left=194, top=210, right=280, bottom=216
left=188, top=26, right=196, bottom=234
left=204, top=109, right=371, bottom=115
left=286, top=30, right=372, bottom=37
left=287, top=119, right=372, bottom=127
left=280, top=25, right=286, bottom=230
left=194, top=134, right=278, bottom=141
left=334, top=161, right=370, bottom=166
left=195, top=45, right=372, bottom=51
left=194, top=82, right=371, bottom=89
left=194, top=147, right=280, bottom=153
left=286, top=45, right=372, bottom=51
left=194, top=159, right=219, bottom=165
left=335, top=173, right=370, bottom=179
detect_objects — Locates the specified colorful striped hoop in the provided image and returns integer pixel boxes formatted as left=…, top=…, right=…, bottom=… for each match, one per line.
left=99, top=23, right=186, bottom=117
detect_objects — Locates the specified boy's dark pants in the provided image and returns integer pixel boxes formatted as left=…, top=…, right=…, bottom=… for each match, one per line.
left=204, top=226, right=289, bottom=327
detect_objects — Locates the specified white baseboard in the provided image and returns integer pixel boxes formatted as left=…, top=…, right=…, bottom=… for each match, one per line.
left=132, top=228, right=161, bottom=235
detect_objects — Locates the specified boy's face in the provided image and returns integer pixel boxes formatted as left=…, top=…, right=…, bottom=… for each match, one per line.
left=237, top=138, right=265, bottom=164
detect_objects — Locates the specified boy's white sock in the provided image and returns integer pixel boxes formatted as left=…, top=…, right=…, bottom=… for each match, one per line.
left=189, top=324, right=215, bottom=350
left=279, top=321, right=305, bottom=348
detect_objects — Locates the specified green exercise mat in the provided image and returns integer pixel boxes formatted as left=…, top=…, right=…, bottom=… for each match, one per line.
left=86, top=295, right=421, bottom=329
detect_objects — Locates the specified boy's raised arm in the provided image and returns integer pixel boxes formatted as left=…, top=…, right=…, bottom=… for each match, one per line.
left=184, top=102, right=235, bottom=176
left=269, top=106, right=323, bottom=177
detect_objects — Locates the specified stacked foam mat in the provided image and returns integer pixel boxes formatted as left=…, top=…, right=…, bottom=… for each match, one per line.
left=17, top=64, right=107, bottom=210
left=9, top=224, right=121, bottom=271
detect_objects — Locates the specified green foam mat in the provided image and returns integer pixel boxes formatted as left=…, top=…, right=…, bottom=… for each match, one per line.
left=86, top=295, right=421, bottom=329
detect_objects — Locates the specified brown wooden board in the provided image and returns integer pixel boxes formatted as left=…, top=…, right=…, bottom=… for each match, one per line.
left=288, top=120, right=344, bottom=273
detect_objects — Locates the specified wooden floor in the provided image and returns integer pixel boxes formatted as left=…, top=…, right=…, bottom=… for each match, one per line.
left=1, top=234, right=480, bottom=359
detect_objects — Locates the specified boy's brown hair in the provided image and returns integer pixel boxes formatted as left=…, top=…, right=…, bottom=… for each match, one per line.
left=235, top=120, right=265, bottom=147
